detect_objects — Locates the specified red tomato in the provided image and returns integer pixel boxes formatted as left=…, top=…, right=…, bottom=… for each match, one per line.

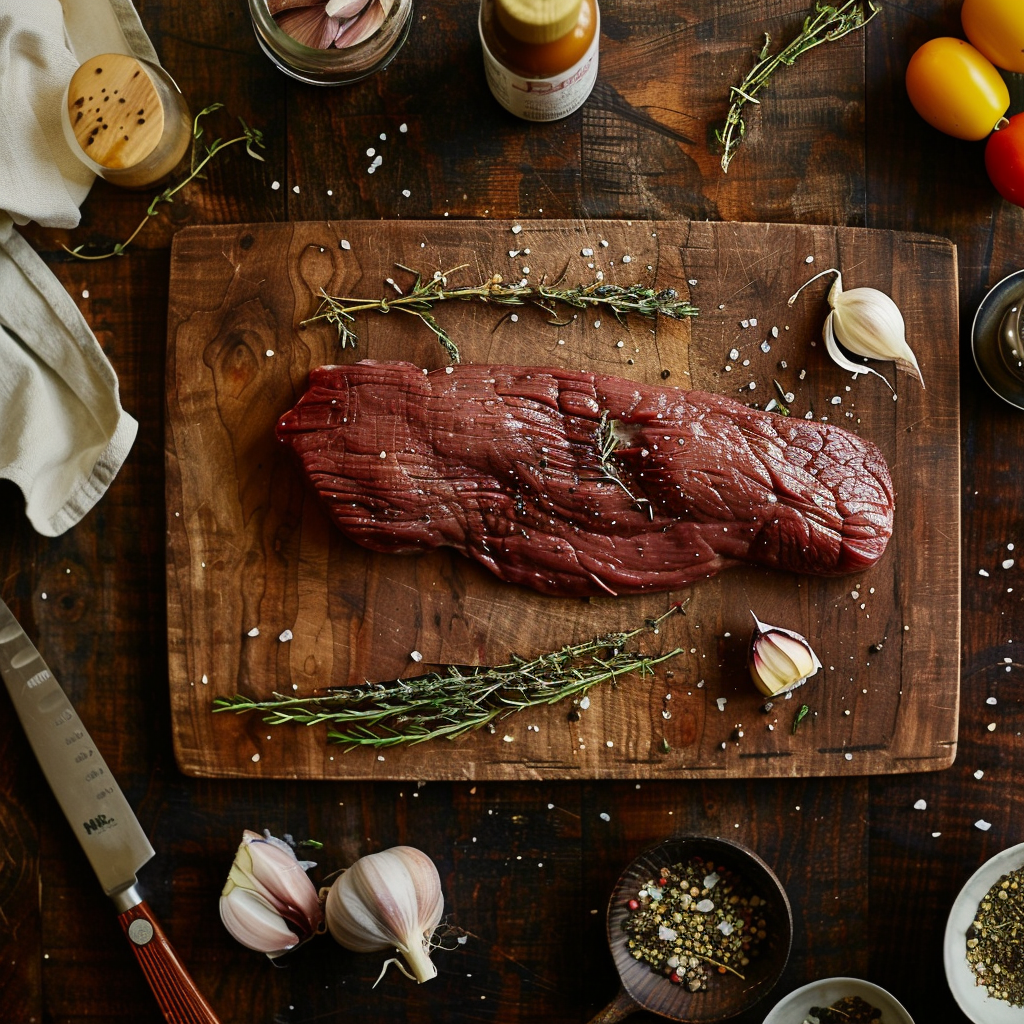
left=986, top=113, right=1024, bottom=207
left=962, top=0, right=1024, bottom=74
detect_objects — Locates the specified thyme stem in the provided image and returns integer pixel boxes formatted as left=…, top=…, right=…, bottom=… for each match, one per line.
left=716, top=0, right=881, bottom=173
left=64, top=103, right=265, bottom=260
left=213, top=605, right=688, bottom=749
left=303, top=267, right=698, bottom=363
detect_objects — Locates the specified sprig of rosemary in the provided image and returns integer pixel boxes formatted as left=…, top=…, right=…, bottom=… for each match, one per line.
left=303, top=267, right=699, bottom=363
left=65, top=103, right=265, bottom=260
left=716, top=0, right=881, bottom=173
left=595, top=410, right=650, bottom=514
left=213, top=606, right=687, bottom=749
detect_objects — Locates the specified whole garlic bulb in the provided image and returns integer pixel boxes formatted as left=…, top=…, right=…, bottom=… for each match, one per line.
left=789, top=268, right=924, bottom=390
left=325, top=846, right=444, bottom=983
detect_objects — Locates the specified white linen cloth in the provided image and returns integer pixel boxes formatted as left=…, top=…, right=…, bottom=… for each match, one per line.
left=0, top=0, right=159, bottom=536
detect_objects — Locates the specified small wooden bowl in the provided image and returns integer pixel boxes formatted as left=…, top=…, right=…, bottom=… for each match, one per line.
left=593, top=836, right=792, bottom=1023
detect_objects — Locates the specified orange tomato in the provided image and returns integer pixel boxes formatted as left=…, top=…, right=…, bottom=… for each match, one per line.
left=905, top=37, right=1009, bottom=141
left=962, top=0, right=1024, bottom=74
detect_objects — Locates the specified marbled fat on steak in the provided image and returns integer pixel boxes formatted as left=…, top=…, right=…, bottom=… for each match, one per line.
left=276, top=362, right=895, bottom=597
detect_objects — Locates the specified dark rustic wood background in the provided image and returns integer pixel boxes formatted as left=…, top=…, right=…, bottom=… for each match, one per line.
left=1, top=0, right=1021, bottom=1021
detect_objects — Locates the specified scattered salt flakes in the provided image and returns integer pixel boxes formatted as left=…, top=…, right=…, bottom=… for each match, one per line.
left=716, top=697, right=727, bottom=711
left=379, top=450, right=387, bottom=459
left=704, top=872, right=719, bottom=888
left=717, top=920, right=734, bottom=936
left=760, top=340, right=771, bottom=353
left=581, top=246, right=594, bottom=256
left=247, top=627, right=260, bottom=637
left=367, top=147, right=376, bottom=157
left=688, top=278, right=698, bottom=286
left=1003, top=559, right=1015, bottom=569
left=377, top=754, right=385, bottom=761
left=844, top=752, right=853, bottom=761
left=805, top=255, right=815, bottom=264
left=1006, top=657, right=1013, bottom=663
left=594, top=319, right=602, bottom=328
left=771, top=326, right=779, bottom=338
left=340, top=239, right=351, bottom=250
left=605, top=740, right=614, bottom=748
left=511, top=224, right=522, bottom=234
left=402, top=189, right=411, bottom=197
left=547, top=803, right=555, bottom=809
left=975, top=769, right=985, bottom=779
left=600, top=239, right=609, bottom=247
left=279, top=629, right=293, bottom=642
left=410, top=650, right=423, bottom=663
left=750, top=318, right=758, bottom=326
left=696, top=899, right=714, bottom=912
left=399, top=122, right=408, bottom=132
left=368, top=166, right=376, bottom=174
left=932, top=832, right=942, bottom=838
left=748, top=381, right=756, bottom=391
left=976, top=819, right=993, bottom=831
left=445, top=365, right=454, bottom=374
left=742, top=358, right=750, bottom=366
left=510, top=314, right=519, bottom=323
left=82, top=289, right=89, bottom=299
left=266, top=349, right=275, bottom=357
left=729, top=347, right=740, bottom=360
left=379, top=132, right=387, bottom=141
left=914, top=799, right=927, bottom=810
left=1009, top=543, right=1016, bottom=551
left=615, top=340, right=624, bottom=348
left=740, top=319, right=750, bottom=328
left=843, top=709, right=851, bottom=716
left=292, top=185, right=300, bottom=194
left=657, top=924, right=678, bottom=941
left=979, top=569, right=990, bottom=577
left=988, top=722, right=997, bottom=732
left=599, top=812, right=610, bottom=821
left=987, top=696, right=998, bottom=705
left=271, top=180, right=280, bottom=190
left=830, top=396, right=842, bottom=406
left=557, top=338, right=565, bottom=345
left=327, top=189, right=333, bottom=196
left=251, top=753, right=260, bottom=762
left=580, top=695, right=591, bottom=710
left=622, top=254, right=632, bottom=264
left=502, top=735, right=514, bottom=743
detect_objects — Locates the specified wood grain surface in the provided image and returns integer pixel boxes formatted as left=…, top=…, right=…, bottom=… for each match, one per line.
left=1, top=0, right=1022, bottom=1022
left=165, top=219, right=959, bottom=780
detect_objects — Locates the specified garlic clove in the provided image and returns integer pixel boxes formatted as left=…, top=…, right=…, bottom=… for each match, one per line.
left=790, top=267, right=925, bottom=389
left=268, top=0, right=320, bottom=13
left=220, top=830, right=323, bottom=958
left=275, top=6, right=341, bottom=49
left=334, top=0, right=387, bottom=46
left=325, top=0, right=369, bottom=16
left=748, top=612, right=821, bottom=697
left=325, top=846, right=444, bottom=983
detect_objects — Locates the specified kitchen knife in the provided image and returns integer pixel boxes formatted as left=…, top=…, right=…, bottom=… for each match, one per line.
left=0, top=596, right=222, bottom=1024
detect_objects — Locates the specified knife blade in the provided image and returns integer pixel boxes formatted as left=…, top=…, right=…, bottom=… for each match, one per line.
left=0, top=596, right=221, bottom=1024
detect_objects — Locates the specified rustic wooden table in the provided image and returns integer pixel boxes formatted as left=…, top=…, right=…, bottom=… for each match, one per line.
left=1, top=1, right=1021, bottom=1022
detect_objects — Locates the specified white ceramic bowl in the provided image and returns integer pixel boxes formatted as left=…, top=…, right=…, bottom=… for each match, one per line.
left=761, top=976, right=914, bottom=1024
left=944, top=841, right=1024, bottom=1023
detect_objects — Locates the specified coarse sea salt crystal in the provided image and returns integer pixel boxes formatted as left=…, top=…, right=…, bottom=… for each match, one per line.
left=410, top=650, right=423, bottom=663
left=914, top=799, right=927, bottom=810
left=292, top=185, right=300, bottom=194
left=247, top=627, right=259, bottom=637
left=696, top=899, right=714, bottom=912
left=1004, top=559, right=1015, bottom=569
left=987, top=696, right=998, bottom=705
left=402, top=189, right=411, bottom=197
left=658, top=925, right=678, bottom=941
left=975, top=769, right=985, bottom=779
left=580, top=695, right=591, bottom=710
left=599, top=812, right=610, bottom=821
left=271, top=180, right=280, bottom=190
left=278, top=629, right=293, bottom=642
left=976, top=819, right=993, bottom=831
left=511, top=224, right=522, bottom=234
left=399, top=123, right=408, bottom=132
left=980, top=569, right=990, bottom=577
left=988, top=722, right=997, bottom=732
left=340, top=239, right=351, bottom=250
left=716, top=697, right=727, bottom=711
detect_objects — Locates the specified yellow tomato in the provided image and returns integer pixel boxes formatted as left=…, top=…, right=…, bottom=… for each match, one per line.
left=905, top=37, right=1009, bottom=141
left=962, top=0, right=1024, bottom=74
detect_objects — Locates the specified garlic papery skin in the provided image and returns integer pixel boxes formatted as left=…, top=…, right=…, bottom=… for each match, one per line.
left=325, top=846, right=444, bottom=983
left=748, top=612, right=822, bottom=697
left=789, top=268, right=924, bottom=389
left=220, top=830, right=324, bottom=958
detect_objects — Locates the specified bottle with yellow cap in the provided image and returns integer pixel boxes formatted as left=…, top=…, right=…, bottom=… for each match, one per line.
left=479, top=0, right=599, bottom=122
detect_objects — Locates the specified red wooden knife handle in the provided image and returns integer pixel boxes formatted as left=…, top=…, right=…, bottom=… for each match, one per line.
left=117, top=900, right=222, bottom=1024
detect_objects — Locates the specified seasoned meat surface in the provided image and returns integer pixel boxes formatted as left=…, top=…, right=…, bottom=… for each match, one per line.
left=276, top=361, right=895, bottom=597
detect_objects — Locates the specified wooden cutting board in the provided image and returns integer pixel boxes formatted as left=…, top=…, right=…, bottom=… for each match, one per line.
left=165, top=220, right=960, bottom=779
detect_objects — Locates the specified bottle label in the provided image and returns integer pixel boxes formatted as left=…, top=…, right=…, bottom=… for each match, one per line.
left=479, top=9, right=600, bottom=122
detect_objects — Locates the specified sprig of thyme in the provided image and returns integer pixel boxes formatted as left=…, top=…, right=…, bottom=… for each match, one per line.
left=716, top=0, right=881, bottom=173
left=213, top=606, right=687, bottom=749
left=303, top=266, right=699, bottom=363
left=65, top=103, right=265, bottom=260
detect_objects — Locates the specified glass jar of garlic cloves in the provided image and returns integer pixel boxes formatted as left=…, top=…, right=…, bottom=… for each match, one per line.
left=248, top=0, right=414, bottom=86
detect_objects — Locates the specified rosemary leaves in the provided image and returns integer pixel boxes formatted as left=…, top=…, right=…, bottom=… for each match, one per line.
left=213, top=608, right=685, bottom=749
left=716, top=0, right=881, bottom=173
left=302, top=267, right=698, bottom=362
left=966, top=866, right=1024, bottom=1006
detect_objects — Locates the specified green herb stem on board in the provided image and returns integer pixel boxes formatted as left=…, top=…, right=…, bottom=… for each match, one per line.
left=64, top=103, right=265, bottom=260
left=213, top=606, right=687, bottom=749
left=303, top=267, right=699, bottom=364
left=716, top=0, right=881, bottom=173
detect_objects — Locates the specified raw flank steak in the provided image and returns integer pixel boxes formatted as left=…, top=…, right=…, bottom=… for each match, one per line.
left=277, top=362, right=895, bottom=597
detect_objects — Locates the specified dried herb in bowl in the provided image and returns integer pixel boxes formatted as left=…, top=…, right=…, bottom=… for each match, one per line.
left=966, top=864, right=1024, bottom=1006
left=803, top=995, right=882, bottom=1022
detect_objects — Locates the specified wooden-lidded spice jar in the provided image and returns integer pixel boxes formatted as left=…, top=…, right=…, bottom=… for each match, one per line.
left=62, top=54, right=191, bottom=189
left=479, top=0, right=600, bottom=122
